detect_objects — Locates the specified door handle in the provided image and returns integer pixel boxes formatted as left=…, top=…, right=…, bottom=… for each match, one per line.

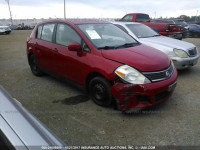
left=53, top=48, right=58, bottom=52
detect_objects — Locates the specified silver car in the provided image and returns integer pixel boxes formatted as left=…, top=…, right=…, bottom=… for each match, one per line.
left=0, top=86, right=66, bottom=150
left=0, top=26, right=11, bottom=34
left=113, top=22, right=200, bottom=70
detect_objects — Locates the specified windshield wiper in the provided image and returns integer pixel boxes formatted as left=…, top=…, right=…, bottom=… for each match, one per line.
left=97, top=46, right=116, bottom=50
left=115, top=42, right=138, bottom=49
left=153, top=34, right=160, bottom=37
left=139, top=35, right=160, bottom=38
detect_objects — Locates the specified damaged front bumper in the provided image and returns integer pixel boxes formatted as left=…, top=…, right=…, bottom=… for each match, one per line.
left=110, top=69, right=178, bottom=112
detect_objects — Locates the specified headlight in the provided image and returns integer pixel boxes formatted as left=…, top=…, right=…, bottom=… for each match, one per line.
left=114, top=65, right=151, bottom=84
left=174, top=49, right=189, bottom=58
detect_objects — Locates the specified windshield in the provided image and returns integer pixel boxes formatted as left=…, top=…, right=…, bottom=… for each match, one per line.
left=126, top=24, right=160, bottom=38
left=179, top=21, right=188, bottom=26
left=77, top=24, right=138, bottom=50
left=163, top=20, right=175, bottom=24
left=174, top=20, right=188, bottom=26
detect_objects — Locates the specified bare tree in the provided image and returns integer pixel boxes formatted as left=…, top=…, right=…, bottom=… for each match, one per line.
left=5, top=0, right=13, bottom=26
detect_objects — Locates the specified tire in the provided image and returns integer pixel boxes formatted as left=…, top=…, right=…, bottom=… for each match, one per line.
left=5, top=31, right=10, bottom=34
left=89, top=77, right=113, bottom=107
left=29, top=55, right=43, bottom=76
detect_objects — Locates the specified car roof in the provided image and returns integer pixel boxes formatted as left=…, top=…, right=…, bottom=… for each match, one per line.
left=37, top=19, right=109, bottom=25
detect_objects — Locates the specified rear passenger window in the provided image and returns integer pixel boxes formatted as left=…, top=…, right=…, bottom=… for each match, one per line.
left=36, top=25, right=43, bottom=39
left=41, top=24, right=55, bottom=42
left=56, top=24, right=81, bottom=47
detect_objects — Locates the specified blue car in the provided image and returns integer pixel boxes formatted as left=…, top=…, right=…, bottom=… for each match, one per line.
left=188, top=24, right=200, bottom=38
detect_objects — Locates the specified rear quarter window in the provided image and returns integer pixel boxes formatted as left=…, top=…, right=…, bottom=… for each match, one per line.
left=41, top=23, right=55, bottom=42
left=36, top=25, right=43, bottom=39
left=136, top=14, right=150, bottom=22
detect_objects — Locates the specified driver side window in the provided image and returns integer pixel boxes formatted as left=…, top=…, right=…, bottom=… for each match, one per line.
left=122, top=15, right=133, bottom=22
left=56, top=24, right=81, bottom=47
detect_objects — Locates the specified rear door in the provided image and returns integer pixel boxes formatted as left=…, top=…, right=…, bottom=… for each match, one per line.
left=37, top=23, right=56, bottom=72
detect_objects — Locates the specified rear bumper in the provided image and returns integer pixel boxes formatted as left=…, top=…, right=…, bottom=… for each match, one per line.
left=110, top=69, right=178, bottom=111
left=167, top=33, right=182, bottom=39
left=160, top=32, right=182, bottom=39
left=172, top=54, right=200, bottom=70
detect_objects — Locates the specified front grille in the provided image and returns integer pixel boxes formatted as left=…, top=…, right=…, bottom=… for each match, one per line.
left=142, top=65, right=174, bottom=82
left=155, top=91, right=171, bottom=101
left=188, top=47, right=197, bottom=57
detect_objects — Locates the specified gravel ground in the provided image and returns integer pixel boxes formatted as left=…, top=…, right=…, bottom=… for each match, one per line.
left=0, top=30, right=200, bottom=147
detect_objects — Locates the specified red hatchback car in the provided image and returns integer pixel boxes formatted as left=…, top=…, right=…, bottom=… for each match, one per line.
left=27, top=19, right=177, bottom=112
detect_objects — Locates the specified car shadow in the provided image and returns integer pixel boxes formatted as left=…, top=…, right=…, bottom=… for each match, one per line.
left=177, top=68, right=194, bottom=76
left=42, top=71, right=87, bottom=94
left=121, top=99, right=171, bottom=117
left=52, top=95, right=90, bottom=105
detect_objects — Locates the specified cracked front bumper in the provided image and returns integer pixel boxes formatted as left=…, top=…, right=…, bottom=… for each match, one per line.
left=110, top=69, right=178, bottom=111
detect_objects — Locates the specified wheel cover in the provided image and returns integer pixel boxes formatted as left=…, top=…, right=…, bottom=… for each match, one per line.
left=93, top=83, right=106, bottom=102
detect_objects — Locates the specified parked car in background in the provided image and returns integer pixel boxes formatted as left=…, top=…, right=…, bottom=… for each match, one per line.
left=113, top=22, right=200, bottom=70
left=152, top=19, right=189, bottom=38
left=188, top=24, right=200, bottom=38
left=120, top=13, right=182, bottom=40
left=0, top=26, right=11, bottom=34
left=0, top=86, right=65, bottom=150
left=27, top=19, right=177, bottom=112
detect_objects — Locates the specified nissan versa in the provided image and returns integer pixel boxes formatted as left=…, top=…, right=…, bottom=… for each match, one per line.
left=27, top=19, right=178, bottom=112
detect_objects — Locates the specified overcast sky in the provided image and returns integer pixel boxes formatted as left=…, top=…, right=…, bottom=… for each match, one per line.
left=0, top=0, right=199, bottom=19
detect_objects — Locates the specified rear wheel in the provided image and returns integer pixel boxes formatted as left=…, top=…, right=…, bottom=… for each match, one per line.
left=29, top=55, right=43, bottom=76
left=89, top=77, right=113, bottom=107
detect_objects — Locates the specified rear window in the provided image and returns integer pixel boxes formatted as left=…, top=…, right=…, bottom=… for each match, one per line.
left=41, top=23, right=55, bottom=42
left=0, top=129, right=14, bottom=150
left=136, top=14, right=150, bottom=22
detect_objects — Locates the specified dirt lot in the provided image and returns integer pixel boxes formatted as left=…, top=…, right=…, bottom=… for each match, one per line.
left=0, top=30, right=200, bottom=147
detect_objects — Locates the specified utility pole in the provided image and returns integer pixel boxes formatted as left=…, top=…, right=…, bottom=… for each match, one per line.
left=5, top=0, right=13, bottom=27
left=195, top=10, right=198, bottom=22
left=64, top=0, right=66, bottom=19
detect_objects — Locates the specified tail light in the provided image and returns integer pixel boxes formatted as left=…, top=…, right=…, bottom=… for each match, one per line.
left=166, top=24, right=181, bottom=32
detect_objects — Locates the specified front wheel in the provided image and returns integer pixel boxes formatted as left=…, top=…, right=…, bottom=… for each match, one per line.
left=29, top=55, right=43, bottom=76
left=89, top=77, right=113, bottom=107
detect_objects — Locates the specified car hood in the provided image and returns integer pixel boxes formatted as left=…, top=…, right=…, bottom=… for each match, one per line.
left=101, top=44, right=170, bottom=72
left=140, top=36, right=195, bottom=50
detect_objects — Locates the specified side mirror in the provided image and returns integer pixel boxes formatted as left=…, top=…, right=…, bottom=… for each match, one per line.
left=68, top=43, right=82, bottom=52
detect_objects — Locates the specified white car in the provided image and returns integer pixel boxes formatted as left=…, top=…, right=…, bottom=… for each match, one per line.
left=0, top=26, right=11, bottom=34
left=113, top=22, right=200, bottom=70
